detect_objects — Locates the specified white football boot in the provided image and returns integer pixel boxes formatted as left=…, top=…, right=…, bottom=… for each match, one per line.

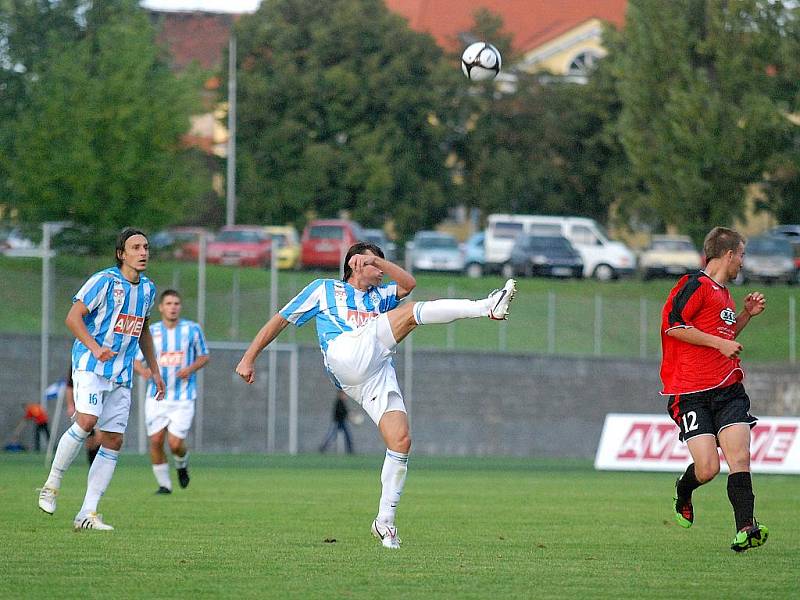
left=37, top=486, right=58, bottom=514
left=73, top=512, right=114, bottom=531
left=371, top=519, right=400, bottom=549
left=487, top=278, right=516, bottom=320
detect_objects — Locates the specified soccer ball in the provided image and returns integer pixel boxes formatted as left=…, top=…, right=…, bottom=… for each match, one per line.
left=461, top=42, right=502, bottom=81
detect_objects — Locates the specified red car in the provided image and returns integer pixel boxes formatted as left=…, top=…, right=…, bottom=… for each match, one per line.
left=299, top=219, right=362, bottom=270
left=184, top=226, right=272, bottom=267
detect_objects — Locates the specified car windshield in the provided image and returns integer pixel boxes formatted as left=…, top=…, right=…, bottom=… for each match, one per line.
left=270, top=233, right=288, bottom=247
left=416, top=236, right=458, bottom=250
left=747, top=237, right=792, bottom=256
left=217, top=230, right=265, bottom=243
left=651, top=239, right=695, bottom=252
left=491, top=222, right=524, bottom=240
left=363, top=231, right=385, bottom=244
left=310, top=225, right=344, bottom=240
left=526, top=236, right=572, bottom=250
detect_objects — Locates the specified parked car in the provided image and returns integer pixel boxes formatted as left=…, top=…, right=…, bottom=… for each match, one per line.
left=0, top=226, right=37, bottom=256
left=407, top=231, right=465, bottom=273
left=485, top=214, right=635, bottom=280
left=50, top=223, right=116, bottom=257
left=264, top=225, right=300, bottom=270
left=769, top=225, right=800, bottom=274
left=152, top=226, right=210, bottom=260
left=361, top=228, right=397, bottom=263
left=502, top=234, right=583, bottom=279
left=740, top=236, right=796, bottom=284
left=198, top=226, right=272, bottom=267
left=638, top=235, right=702, bottom=280
left=300, top=219, right=362, bottom=270
left=463, top=231, right=486, bottom=278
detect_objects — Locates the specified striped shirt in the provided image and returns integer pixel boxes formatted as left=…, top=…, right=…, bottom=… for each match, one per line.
left=279, top=279, right=400, bottom=353
left=71, top=267, right=156, bottom=387
left=136, top=319, right=209, bottom=401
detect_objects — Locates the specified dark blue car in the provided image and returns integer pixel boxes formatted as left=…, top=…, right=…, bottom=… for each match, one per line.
left=502, top=234, right=583, bottom=279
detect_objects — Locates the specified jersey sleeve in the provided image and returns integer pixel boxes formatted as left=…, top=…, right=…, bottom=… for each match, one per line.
left=666, top=277, right=706, bottom=330
left=279, top=279, right=324, bottom=326
left=135, top=347, right=144, bottom=362
left=73, top=272, right=111, bottom=313
left=192, top=323, right=209, bottom=357
left=146, top=281, right=156, bottom=319
left=377, top=282, right=400, bottom=312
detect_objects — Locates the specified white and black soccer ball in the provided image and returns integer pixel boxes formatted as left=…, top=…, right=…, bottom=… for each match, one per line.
left=461, top=42, right=502, bottom=81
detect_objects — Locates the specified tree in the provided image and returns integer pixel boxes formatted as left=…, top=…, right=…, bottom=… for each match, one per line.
left=231, top=0, right=458, bottom=236
left=1, top=0, right=207, bottom=235
left=612, top=0, right=800, bottom=241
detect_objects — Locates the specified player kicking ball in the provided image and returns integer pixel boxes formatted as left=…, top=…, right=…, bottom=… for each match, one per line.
left=134, top=289, right=209, bottom=495
left=38, top=228, right=165, bottom=531
left=236, top=241, right=515, bottom=549
left=660, top=226, right=768, bottom=552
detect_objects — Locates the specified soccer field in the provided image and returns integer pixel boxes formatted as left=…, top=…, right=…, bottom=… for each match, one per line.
left=2, top=454, right=798, bottom=599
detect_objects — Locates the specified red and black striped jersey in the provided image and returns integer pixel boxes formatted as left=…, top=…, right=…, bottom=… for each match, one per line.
left=660, top=271, right=743, bottom=395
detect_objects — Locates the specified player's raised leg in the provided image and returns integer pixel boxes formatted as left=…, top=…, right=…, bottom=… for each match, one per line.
left=385, top=279, right=516, bottom=344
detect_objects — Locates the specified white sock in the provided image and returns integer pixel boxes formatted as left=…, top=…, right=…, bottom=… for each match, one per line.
left=174, top=451, right=188, bottom=470
left=377, top=449, right=409, bottom=525
left=45, top=423, right=90, bottom=489
left=152, top=463, right=172, bottom=490
left=78, top=446, right=119, bottom=516
left=413, top=298, right=489, bottom=324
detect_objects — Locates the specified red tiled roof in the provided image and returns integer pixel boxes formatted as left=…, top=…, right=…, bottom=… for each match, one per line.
left=148, top=10, right=238, bottom=71
left=384, top=0, right=627, bottom=52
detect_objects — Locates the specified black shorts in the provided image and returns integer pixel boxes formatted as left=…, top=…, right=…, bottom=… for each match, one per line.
left=666, top=383, right=758, bottom=443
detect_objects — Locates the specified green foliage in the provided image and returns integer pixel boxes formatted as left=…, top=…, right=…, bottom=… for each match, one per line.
left=232, top=0, right=456, bottom=235
left=612, top=0, right=800, bottom=241
left=1, top=0, right=208, bottom=234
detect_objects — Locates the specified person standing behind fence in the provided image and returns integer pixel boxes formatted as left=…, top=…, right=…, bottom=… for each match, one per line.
left=235, top=241, right=515, bottom=549
left=134, top=289, right=209, bottom=494
left=319, top=389, right=354, bottom=454
left=37, top=227, right=165, bottom=531
left=661, top=226, right=768, bottom=552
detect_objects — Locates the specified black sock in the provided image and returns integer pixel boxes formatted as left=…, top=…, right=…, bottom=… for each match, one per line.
left=727, top=472, right=755, bottom=531
left=676, top=463, right=701, bottom=501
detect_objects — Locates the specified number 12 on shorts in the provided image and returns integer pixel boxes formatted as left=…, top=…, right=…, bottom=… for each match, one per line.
left=682, top=411, right=698, bottom=434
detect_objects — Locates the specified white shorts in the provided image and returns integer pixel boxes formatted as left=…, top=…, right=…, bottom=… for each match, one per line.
left=72, top=370, right=131, bottom=434
left=324, top=314, right=406, bottom=426
left=145, top=397, right=195, bottom=439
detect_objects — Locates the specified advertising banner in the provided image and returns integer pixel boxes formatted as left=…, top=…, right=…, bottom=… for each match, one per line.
left=594, top=414, right=800, bottom=474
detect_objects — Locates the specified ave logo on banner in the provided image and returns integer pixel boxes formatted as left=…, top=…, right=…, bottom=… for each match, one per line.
left=594, top=414, right=800, bottom=474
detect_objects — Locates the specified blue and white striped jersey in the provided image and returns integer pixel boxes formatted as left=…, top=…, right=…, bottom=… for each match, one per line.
left=279, top=279, right=401, bottom=352
left=136, top=319, right=209, bottom=401
left=71, top=267, right=156, bottom=387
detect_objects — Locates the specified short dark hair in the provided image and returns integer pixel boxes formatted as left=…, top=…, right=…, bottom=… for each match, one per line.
left=342, top=241, right=384, bottom=282
left=159, top=289, right=181, bottom=303
left=703, top=227, right=745, bottom=261
left=115, top=227, right=148, bottom=267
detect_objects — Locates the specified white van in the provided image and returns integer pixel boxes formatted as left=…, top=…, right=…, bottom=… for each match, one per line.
left=485, top=214, right=636, bottom=280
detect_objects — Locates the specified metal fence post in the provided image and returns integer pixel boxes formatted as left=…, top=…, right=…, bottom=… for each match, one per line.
left=594, top=294, right=602, bottom=356
left=640, top=297, right=648, bottom=359
left=790, top=296, right=796, bottom=364
left=548, top=291, right=556, bottom=354
left=446, top=283, right=455, bottom=349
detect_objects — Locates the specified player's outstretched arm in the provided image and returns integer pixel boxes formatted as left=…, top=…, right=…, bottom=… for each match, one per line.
left=236, top=313, right=290, bottom=384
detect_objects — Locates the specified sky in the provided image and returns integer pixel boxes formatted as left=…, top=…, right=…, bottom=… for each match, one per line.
left=141, top=0, right=261, bottom=13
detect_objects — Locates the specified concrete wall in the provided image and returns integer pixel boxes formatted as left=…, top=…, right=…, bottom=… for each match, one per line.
left=2, top=334, right=799, bottom=458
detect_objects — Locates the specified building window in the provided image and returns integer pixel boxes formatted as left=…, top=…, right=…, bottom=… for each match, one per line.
left=566, top=50, right=602, bottom=83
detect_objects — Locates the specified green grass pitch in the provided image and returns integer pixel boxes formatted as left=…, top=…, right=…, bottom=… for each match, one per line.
left=1, top=453, right=798, bottom=599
